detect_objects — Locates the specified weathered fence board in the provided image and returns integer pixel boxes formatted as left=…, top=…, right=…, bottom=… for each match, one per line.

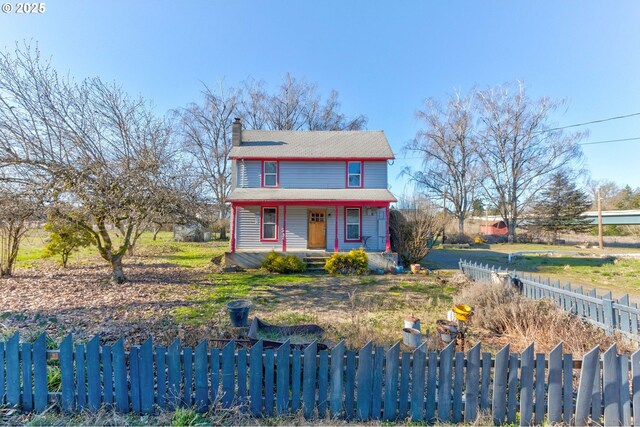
left=411, top=342, right=426, bottom=422
left=384, top=342, right=400, bottom=421
left=464, top=343, right=480, bottom=423
left=264, top=349, right=275, bottom=417
left=460, top=259, right=640, bottom=340
left=357, top=342, right=372, bottom=420
left=492, top=344, right=509, bottom=424
left=329, top=342, right=343, bottom=418
left=276, top=340, right=290, bottom=415
left=3, top=331, right=640, bottom=425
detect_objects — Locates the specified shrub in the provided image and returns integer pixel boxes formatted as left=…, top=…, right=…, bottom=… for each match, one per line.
left=171, top=408, right=208, bottom=426
left=261, top=251, right=306, bottom=273
left=445, top=232, right=474, bottom=244
left=324, top=248, right=368, bottom=275
left=389, top=200, right=442, bottom=266
left=42, top=219, right=95, bottom=267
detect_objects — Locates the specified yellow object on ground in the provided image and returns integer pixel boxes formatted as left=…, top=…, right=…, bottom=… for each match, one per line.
left=452, top=304, right=473, bottom=321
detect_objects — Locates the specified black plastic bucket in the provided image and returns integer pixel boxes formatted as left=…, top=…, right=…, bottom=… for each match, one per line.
left=226, top=299, right=252, bottom=327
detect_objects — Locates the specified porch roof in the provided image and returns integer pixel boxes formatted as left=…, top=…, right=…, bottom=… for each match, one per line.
left=227, top=188, right=397, bottom=203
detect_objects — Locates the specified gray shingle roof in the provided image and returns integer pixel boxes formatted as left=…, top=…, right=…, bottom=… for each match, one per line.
left=230, top=130, right=394, bottom=159
left=227, top=188, right=397, bottom=202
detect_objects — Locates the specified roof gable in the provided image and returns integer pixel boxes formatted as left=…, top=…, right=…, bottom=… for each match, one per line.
left=229, top=130, right=394, bottom=160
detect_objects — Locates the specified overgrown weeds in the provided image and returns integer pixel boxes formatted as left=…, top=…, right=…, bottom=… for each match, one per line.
left=456, top=280, right=636, bottom=354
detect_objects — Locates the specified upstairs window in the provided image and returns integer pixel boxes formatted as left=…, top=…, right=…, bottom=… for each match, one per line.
left=261, top=207, right=278, bottom=241
left=263, top=161, right=278, bottom=187
left=345, top=208, right=361, bottom=241
left=347, top=161, right=362, bottom=188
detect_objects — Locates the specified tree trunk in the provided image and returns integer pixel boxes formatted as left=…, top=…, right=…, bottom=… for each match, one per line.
left=507, top=221, right=516, bottom=243
left=127, top=244, right=135, bottom=257
left=153, top=226, right=161, bottom=241
left=219, top=225, right=226, bottom=240
left=110, top=256, right=127, bottom=284
left=458, top=216, right=465, bottom=234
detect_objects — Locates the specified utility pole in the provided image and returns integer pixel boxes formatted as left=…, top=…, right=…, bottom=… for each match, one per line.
left=597, top=190, right=604, bottom=250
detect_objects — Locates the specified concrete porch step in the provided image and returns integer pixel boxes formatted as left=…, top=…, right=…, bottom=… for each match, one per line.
left=305, top=262, right=325, bottom=268
left=303, top=255, right=329, bottom=272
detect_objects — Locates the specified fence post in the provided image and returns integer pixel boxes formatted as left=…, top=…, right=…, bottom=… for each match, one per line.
left=492, top=344, right=509, bottom=424
left=631, top=349, right=640, bottom=426
left=603, top=299, right=616, bottom=335
left=603, top=344, right=620, bottom=426
left=329, top=341, right=345, bottom=418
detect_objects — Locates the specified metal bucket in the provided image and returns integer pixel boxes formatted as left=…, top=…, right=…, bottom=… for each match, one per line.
left=226, top=299, right=253, bottom=327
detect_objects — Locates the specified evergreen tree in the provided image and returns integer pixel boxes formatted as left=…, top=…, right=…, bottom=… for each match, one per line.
left=531, top=172, right=592, bottom=242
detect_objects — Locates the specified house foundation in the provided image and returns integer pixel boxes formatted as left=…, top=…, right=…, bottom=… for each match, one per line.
left=224, top=250, right=398, bottom=272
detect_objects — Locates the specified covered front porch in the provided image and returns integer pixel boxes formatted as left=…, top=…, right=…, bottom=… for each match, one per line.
left=224, top=249, right=398, bottom=271
left=229, top=202, right=392, bottom=254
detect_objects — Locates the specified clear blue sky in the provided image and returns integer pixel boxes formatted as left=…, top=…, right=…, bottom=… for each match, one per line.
left=2, top=1, right=640, bottom=194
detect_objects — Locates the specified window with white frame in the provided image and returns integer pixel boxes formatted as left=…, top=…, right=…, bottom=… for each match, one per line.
left=262, top=207, right=277, bottom=240
left=345, top=208, right=361, bottom=240
left=263, top=161, right=278, bottom=187
left=347, top=161, right=362, bottom=187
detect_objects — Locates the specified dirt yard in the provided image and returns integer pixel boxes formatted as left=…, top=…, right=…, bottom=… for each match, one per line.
left=0, top=256, right=461, bottom=351
left=3, top=230, right=636, bottom=355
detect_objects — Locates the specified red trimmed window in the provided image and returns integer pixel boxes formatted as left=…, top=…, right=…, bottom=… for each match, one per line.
left=344, top=207, right=361, bottom=241
left=347, top=161, right=363, bottom=188
left=261, top=207, right=278, bottom=241
left=263, top=161, right=278, bottom=187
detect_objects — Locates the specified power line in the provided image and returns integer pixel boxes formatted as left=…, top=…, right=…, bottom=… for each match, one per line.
left=397, top=111, right=640, bottom=158
left=538, top=111, right=640, bottom=133
left=579, top=136, right=640, bottom=146
left=396, top=136, right=640, bottom=159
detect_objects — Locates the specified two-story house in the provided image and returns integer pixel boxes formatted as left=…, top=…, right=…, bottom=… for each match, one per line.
left=225, top=118, right=398, bottom=270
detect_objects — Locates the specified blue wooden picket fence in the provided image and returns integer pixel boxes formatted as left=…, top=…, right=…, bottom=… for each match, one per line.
left=459, top=259, right=640, bottom=341
left=2, top=332, right=640, bottom=425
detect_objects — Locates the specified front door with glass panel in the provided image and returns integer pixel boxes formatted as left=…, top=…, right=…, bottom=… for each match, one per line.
left=308, top=209, right=327, bottom=249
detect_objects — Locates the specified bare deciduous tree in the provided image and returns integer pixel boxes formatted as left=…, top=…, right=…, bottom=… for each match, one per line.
left=0, top=44, right=175, bottom=283
left=390, top=195, right=443, bottom=266
left=475, top=82, right=585, bottom=242
left=239, top=74, right=367, bottom=131
left=175, top=84, right=238, bottom=239
left=405, top=90, right=479, bottom=233
left=0, top=188, right=39, bottom=276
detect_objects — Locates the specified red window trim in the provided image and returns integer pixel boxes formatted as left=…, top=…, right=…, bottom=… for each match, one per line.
left=261, top=160, right=279, bottom=188
left=346, top=160, right=364, bottom=188
left=344, top=207, right=363, bottom=242
left=260, top=206, right=279, bottom=242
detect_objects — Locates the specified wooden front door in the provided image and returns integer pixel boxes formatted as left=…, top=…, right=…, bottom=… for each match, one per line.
left=308, top=209, right=327, bottom=249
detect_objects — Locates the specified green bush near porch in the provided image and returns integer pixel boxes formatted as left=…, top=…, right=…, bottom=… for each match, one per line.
left=324, top=248, right=368, bottom=275
left=261, top=251, right=306, bottom=273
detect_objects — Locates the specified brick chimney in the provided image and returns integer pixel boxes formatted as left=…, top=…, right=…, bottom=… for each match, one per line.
left=232, top=117, right=242, bottom=146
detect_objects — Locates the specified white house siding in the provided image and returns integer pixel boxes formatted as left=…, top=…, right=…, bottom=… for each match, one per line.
left=236, top=206, right=283, bottom=251
left=235, top=205, right=386, bottom=251
left=337, top=207, right=385, bottom=251
left=363, top=161, right=387, bottom=189
left=284, top=206, right=308, bottom=250
left=235, top=160, right=388, bottom=189
left=279, top=162, right=345, bottom=188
